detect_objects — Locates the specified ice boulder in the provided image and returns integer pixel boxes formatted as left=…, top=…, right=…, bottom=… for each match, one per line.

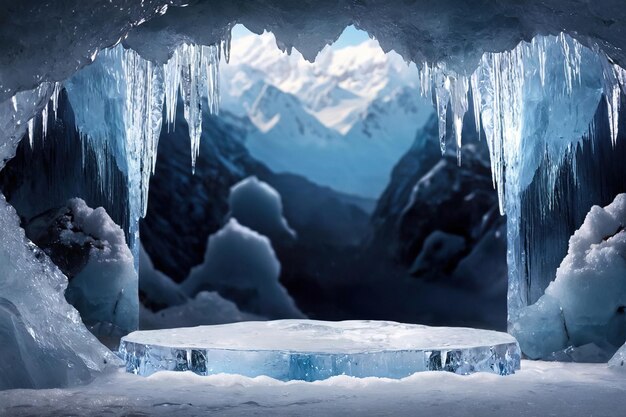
left=25, top=198, right=138, bottom=338
left=228, top=176, right=296, bottom=241
left=0, top=193, right=118, bottom=390
left=512, top=193, right=626, bottom=360
left=182, top=219, right=304, bottom=319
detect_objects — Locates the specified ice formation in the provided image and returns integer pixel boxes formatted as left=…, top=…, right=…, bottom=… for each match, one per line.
left=181, top=219, right=304, bottom=319
left=511, top=194, right=626, bottom=359
left=63, top=41, right=220, bottom=256
left=0, top=193, right=118, bottom=390
left=24, top=199, right=138, bottom=337
left=228, top=176, right=296, bottom=241
left=414, top=34, right=626, bottom=323
left=61, top=199, right=138, bottom=336
left=119, top=320, right=521, bottom=380
left=0, top=83, right=55, bottom=169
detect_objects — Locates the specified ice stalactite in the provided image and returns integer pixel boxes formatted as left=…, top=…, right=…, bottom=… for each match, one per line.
left=162, top=43, right=221, bottom=172
left=63, top=41, right=221, bottom=263
left=418, top=34, right=626, bottom=323
left=64, top=45, right=165, bottom=256
left=0, top=83, right=54, bottom=169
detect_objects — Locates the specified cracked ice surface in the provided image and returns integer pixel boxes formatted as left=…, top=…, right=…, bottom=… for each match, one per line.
left=119, top=320, right=520, bottom=380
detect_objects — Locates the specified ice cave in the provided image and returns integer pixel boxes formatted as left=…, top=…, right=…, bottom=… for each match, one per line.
left=1, top=0, right=626, bottom=415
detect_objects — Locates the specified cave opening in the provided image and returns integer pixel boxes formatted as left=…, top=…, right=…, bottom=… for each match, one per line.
left=2, top=1, right=626, bottom=399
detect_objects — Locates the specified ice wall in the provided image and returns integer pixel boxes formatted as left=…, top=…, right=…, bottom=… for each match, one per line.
left=0, top=193, right=118, bottom=390
left=413, top=35, right=626, bottom=325
left=512, top=194, right=626, bottom=359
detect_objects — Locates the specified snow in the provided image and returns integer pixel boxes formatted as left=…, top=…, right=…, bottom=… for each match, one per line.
left=139, top=244, right=187, bottom=309
left=64, top=199, right=137, bottom=335
left=140, top=291, right=259, bottom=330
left=27, top=198, right=138, bottom=336
left=221, top=31, right=434, bottom=198
left=0, top=193, right=118, bottom=390
left=1, top=361, right=625, bottom=416
left=123, top=319, right=518, bottom=355
left=512, top=193, right=626, bottom=359
left=228, top=176, right=296, bottom=240
left=181, top=219, right=304, bottom=319
left=139, top=245, right=260, bottom=329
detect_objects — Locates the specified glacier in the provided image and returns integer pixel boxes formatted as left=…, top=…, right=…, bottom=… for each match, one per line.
left=119, top=320, right=521, bottom=380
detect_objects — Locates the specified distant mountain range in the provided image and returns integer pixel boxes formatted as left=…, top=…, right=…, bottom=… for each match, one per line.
left=220, top=32, right=434, bottom=198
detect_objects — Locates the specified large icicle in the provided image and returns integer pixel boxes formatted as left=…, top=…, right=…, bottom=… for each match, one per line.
left=419, top=34, right=626, bottom=324
left=161, top=43, right=221, bottom=172
left=64, top=45, right=165, bottom=253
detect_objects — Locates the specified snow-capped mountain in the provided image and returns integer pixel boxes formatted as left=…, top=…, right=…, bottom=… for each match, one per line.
left=220, top=31, right=434, bottom=198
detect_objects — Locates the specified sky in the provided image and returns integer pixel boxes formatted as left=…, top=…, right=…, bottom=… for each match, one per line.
left=230, top=24, right=371, bottom=50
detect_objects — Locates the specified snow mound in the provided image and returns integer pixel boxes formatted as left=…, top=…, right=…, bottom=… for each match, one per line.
left=228, top=176, right=296, bottom=240
left=140, top=291, right=260, bottom=330
left=61, top=198, right=138, bottom=336
left=0, top=193, right=118, bottom=390
left=139, top=244, right=187, bottom=309
left=512, top=193, right=626, bottom=359
left=182, top=219, right=304, bottom=319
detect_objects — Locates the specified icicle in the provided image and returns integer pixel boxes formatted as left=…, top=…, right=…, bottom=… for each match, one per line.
left=449, top=75, right=469, bottom=165
left=27, top=117, right=35, bottom=148
left=222, top=30, right=232, bottom=64
left=161, top=42, right=223, bottom=172
left=64, top=44, right=166, bottom=259
left=470, top=73, right=482, bottom=139
left=419, top=63, right=432, bottom=100
left=178, top=43, right=204, bottom=172
left=203, top=44, right=221, bottom=115
left=51, top=82, right=61, bottom=120
left=163, top=49, right=181, bottom=129
left=41, top=102, right=48, bottom=140
left=432, top=69, right=450, bottom=154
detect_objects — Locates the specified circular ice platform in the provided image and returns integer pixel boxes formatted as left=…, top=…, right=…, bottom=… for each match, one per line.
left=119, top=320, right=521, bottom=381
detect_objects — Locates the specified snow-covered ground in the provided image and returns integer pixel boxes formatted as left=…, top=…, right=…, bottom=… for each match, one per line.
left=1, top=361, right=625, bottom=416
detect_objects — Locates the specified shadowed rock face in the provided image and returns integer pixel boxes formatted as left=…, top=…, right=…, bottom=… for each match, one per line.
left=368, top=110, right=505, bottom=286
